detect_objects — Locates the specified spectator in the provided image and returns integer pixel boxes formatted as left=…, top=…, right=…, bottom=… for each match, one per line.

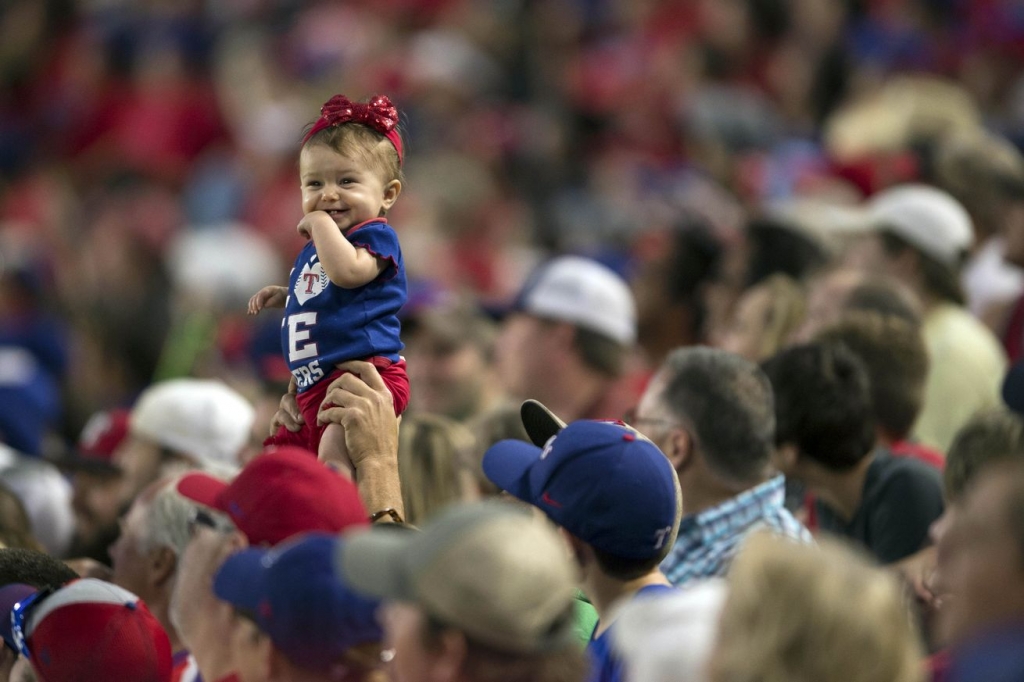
left=843, top=185, right=1006, bottom=451
left=59, top=408, right=131, bottom=565
left=0, top=444, right=74, bottom=558
left=403, top=300, right=505, bottom=423
left=935, top=461, right=1024, bottom=681
left=466, top=402, right=531, bottom=498
left=795, top=267, right=922, bottom=343
left=0, top=484, right=39, bottom=551
left=629, top=347, right=810, bottom=586
left=495, top=256, right=640, bottom=423
left=252, top=92, right=411, bottom=478
left=744, top=217, right=831, bottom=288
left=0, top=548, right=77, bottom=681
left=980, top=142, right=1024, bottom=362
left=930, top=131, right=1024, bottom=324
left=718, top=274, right=806, bottom=361
left=709, top=533, right=924, bottom=682
left=337, top=500, right=587, bottom=682
left=213, top=534, right=386, bottom=682
left=175, top=446, right=368, bottom=548
left=397, top=413, right=476, bottom=525
left=896, top=409, right=1024, bottom=653
left=108, top=475, right=199, bottom=681
left=483, top=417, right=681, bottom=681
left=114, top=378, right=255, bottom=508
left=0, top=578, right=172, bottom=681
left=816, top=311, right=943, bottom=469
left=763, top=341, right=944, bottom=563
left=630, top=216, right=722, bottom=365
left=170, top=442, right=376, bottom=682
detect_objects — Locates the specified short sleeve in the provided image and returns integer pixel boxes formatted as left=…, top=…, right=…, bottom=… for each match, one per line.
left=867, top=464, right=945, bottom=564
left=347, top=221, right=401, bottom=278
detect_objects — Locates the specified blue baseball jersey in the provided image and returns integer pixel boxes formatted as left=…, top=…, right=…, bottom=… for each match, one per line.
left=280, top=219, right=406, bottom=393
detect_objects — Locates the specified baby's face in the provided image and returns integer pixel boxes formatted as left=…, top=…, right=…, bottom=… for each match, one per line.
left=299, top=144, right=399, bottom=232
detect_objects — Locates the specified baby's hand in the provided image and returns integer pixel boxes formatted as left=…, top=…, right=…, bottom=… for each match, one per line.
left=248, top=285, right=287, bottom=314
left=297, top=211, right=331, bottom=240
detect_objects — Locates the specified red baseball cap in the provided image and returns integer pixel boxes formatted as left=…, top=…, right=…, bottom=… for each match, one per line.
left=0, top=578, right=172, bottom=682
left=176, top=446, right=368, bottom=546
left=52, top=409, right=131, bottom=475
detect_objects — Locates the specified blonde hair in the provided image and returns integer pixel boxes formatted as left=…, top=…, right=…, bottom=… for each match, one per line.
left=398, top=413, right=476, bottom=526
left=710, top=533, right=924, bottom=682
left=753, top=274, right=806, bottom=358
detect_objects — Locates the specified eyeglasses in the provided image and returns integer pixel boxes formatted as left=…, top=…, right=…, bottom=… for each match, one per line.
left=188, top=507, right=235, bottom=536
left=10, top=588, right=53, bottom=659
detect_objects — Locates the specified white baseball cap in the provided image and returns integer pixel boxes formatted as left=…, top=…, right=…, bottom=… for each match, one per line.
left=130, top=379, right=255, bottom=472
left=514, top=256, right=637, bottom=345
left=868, top=184, right=974, bottom=267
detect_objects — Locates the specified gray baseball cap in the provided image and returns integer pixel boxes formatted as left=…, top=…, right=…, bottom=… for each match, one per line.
left=335, top=500, right=579, bottom=654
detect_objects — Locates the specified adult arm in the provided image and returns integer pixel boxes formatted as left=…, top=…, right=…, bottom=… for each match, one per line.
left=170, top=527, right=246, bottom=681
left=317, top=360, right=404, bottom=521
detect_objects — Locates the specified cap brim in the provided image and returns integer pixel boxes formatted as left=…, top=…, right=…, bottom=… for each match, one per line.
left=0, top=584, right=37, bottom=651
left=213, top=549, right=268, bottom=614
left=481, top=439, right=543, bottom=500
left=520, top=400, right=565, bottom=446
left=176, top=472, right=229, bottom=510
left=334, top=526, right=418, bottom=603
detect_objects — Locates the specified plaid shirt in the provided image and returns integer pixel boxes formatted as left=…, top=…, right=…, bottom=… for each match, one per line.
left=661, top=475, right=811, bottom=586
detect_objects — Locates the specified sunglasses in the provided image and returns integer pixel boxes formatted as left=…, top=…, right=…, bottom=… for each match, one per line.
left=10, top=587, right=55, bottom=659
left=188, top=507, right=235, bottom=536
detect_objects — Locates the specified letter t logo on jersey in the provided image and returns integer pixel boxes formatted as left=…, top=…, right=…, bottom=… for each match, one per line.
left=294, top=261, right=329, bottom=305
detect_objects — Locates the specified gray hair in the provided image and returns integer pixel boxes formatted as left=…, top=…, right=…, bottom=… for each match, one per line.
left=658, top=347, right=776, bottom=484
left=136, top=476, right=197, bottom=560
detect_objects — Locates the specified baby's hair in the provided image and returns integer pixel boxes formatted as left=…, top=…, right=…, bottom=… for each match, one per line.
left=303, top=122, right=405, bottom=186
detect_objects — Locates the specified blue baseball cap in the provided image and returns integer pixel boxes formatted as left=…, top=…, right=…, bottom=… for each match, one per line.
left=483, top=420, right=680, bottom=560
left=0, top=583, right=37, bottom=651
left=213, top=533, right=383, bottom=674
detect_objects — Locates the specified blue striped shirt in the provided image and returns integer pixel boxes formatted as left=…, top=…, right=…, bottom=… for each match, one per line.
left=660, top=475, right=811, bottom=586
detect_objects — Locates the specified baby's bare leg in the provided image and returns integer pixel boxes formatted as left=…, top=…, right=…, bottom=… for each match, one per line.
left=318, top=422, right=355, bottom=480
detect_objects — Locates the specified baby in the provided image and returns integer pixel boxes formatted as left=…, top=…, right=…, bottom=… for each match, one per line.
left=250, top=94, right=409, bottom=476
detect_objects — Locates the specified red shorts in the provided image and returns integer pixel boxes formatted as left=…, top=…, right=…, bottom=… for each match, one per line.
left=265, top=357, right=409, bottom=454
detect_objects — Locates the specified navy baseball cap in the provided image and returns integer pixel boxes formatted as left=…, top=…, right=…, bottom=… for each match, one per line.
left=0, top=583, right=36, bottom=651
left=483, top=420, right=681, bottom=560
left=213, top=533, right=383, bottom=675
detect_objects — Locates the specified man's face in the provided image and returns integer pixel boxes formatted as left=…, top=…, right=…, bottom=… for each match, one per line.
left=230, top=613, right=270, bottom=682
left=631, top=371, right=675, bottom=455
left=70, top=470, right=124, bottom=556
left=841, top=233, right=892, bottom=275
left=630, top=249, right=674, bottom=335
left=381, top=602, right=439, bottom=682
left=405, top=329, right=489, bottom=420
left=494, top=313, right=551, bottom=401
left=935, top=471, right=1024, bottom=645
left=112, top=435, right=165, bottom=508
left=108, top=496, right=152, bottom=600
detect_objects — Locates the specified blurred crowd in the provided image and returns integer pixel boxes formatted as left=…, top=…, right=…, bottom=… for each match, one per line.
left=2, top=0, right=1024, bottom=681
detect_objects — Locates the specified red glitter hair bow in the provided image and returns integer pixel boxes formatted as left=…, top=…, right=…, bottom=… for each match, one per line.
left=302, top=94, right=404, bottom=165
